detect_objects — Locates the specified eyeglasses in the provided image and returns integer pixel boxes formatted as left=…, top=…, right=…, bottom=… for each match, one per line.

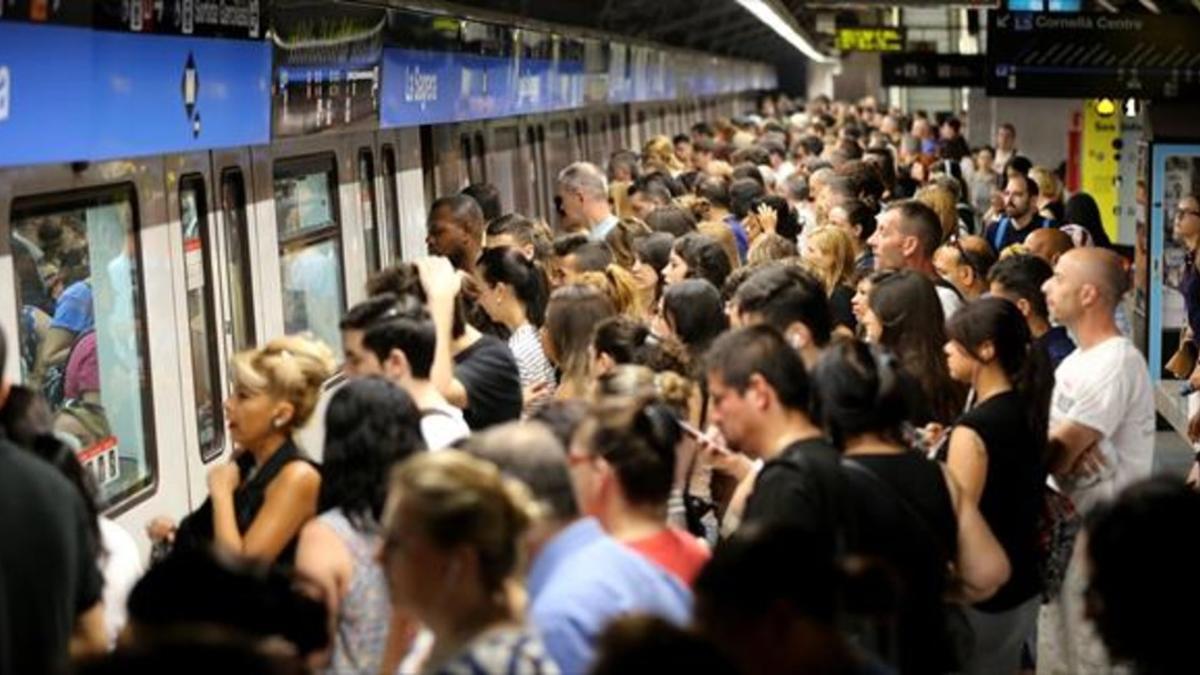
left=1175, top=208, right=1200, bottom=220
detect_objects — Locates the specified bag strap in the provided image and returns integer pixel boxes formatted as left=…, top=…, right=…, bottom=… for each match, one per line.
left=992, top=217, right=1010, bottom=252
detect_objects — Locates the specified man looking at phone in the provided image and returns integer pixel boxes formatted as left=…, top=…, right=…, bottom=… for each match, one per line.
left=705, top=326, right=844, bottom=546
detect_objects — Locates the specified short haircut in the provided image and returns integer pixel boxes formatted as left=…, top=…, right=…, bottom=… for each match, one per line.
left=460, top=183, right=502, bottom=222
left=729, top=178, right=766, bottom=219
left=1006, top=171, right=1040, bottom=199
left=733, top=265, right=833, bottom=347
left=553, top=232, right=590, bottom=258
left=361, top=305, right=437, bottom=378
left=629, top=180, right=673, bottom=207
left=674, top=233, right=733, bottom=291
left=784, top=173, right=808, bottom=202
left=608, top=150, right=641, bottom=182
left=887, top=200, right=943, bottom=258
left=695, top=175, right=730, bottom=208
left=465, top=421, right=579, bottom=521
left=487, top=213, right=551, bottom=259
left=558, top=162, right=609, bottom=202
left=366, top=265, right=466, bottom=339
left=693, top=137, right=716, bottom=155
left=672, top=133, right=691, bottom=146
left=645, top=205, right=697, bottom=237
left=705, top=325, right=810, bottom=412
left=340, top=294, right=400, bottom=331
left=429, top=194, right=484, bottom=239
left=570, top=241, right=614, bottom=272
left=988, top=252, right=1056, bottom=319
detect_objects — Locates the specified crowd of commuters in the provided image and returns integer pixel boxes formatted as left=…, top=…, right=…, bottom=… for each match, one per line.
left=0, top=94, right=1187, bottom=675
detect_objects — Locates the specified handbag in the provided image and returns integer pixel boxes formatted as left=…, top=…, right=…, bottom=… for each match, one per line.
left=1166, top=337, right=1197, bottom=380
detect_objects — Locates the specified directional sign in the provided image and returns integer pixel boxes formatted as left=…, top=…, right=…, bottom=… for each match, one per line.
left=836, top=27, right=905, bottom=53
left=882, top=53, right=984, bottom=87
left=987, top=12, right=1200, bottom=100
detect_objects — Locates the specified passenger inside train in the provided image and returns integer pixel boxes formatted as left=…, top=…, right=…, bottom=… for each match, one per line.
left=3, top=2, right=1199, bottom=674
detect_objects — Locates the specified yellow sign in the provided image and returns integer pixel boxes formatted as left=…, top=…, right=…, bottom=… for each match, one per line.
left=836, top=28, right=905, bottom=53
left=1082, top=99, right=1120, bottom=241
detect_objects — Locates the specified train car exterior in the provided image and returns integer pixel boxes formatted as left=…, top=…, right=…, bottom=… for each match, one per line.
left=0, top=2, right=774, bottom=552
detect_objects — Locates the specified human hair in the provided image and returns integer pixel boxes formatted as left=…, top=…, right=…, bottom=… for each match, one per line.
left=591, top=615, right=740, bottom=675
left=886, top=199, right=943, bottom=258
left=729, top=178, right=766, bottom=220
left=864, top=147, right=898, bottom=196
left=734, top=264, right=832, bottom=347
left=339, top=294, right=398, bottom=331
left=839, top=199, right=877, bottom=243
left=361, top=305, right=437, bottom=378
left=565, top=240, right=614, bottom=273
left=1064, top=191, right=1112, bottom=248
left=429, top=194, right=484, bottom=240
left=805, top=227, right=856, bottom=294
left=643, top=136, right=685, bottom=174
left=487, top=213, right=552, bottom=260
left=385, top=450, right=537, bottom=594
left=697, top=222, right=741, bottom=273
left=784, top=173, right=809, bottom=202
left=321, top=377, right=426, bottom=530
left=606, top=217, right=652, bottom=269
left=749, top=195, right=800, bottom=241
left=695, top=175, right=730, bottom=209
left=459, top=183, right=502, bottom=222
left=1085, top=477, right=1200, bottom=672
left=557, top=162, right=609, bottom=202
left=1004, top=156, right=1034, bottom=180
left=915, top=184, right=959, bottom=242
left=867, top=270, right=963, bottom=423
left=592, top=365, right=694, bottom=418
left=552, top=232, right=590, bottom=258
left=231, top=335, right=335, bottom=430
left=987, top=254, right=1053, bottom=320
left=580, top=398, right=680, bottom=508
left=545, top=284, right=616, bottom=390
left=946, top=297, right=1052, bottom=460
left=477, top=246, right=549, bottom=326
left=578, top=265, right=641, bottom=317
left=593, top=315, right=652, bottom=364
left=1028, top=166, right=1060, bottom=202
left=629, top=178, right=674, bottom=210
left=673, top=233, right=733, bottom=290
left=464, top=421, right=578, bottom=520
left=705, top=325, right=809, bottom=412
left=662, top=279, right=728, bottom=360
left=608, top=150, right=641, bottom=183
left=366, top=264, right=467, bottom=339
left=748, top=233, right=797, bottom=267
left=810, top=340, right=909, bottom=447
left=645, top=205, right=697, bottom=238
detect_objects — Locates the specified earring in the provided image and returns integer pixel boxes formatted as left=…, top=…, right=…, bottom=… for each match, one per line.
left=272, top=418, right=284, bottom=429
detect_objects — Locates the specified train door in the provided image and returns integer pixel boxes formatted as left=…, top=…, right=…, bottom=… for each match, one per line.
left=382, top=127, right=428, bottom=260
left=487, top=122, right=534, bottom=216
left=0, top=156, right=190, bottom=553
left=528, top=122, right=551, bottom=222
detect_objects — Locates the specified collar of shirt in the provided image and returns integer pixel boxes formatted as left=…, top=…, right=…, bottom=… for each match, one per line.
left=527, top=517, right=606, bottom=598
left=589, top=215, right=619, bottom=242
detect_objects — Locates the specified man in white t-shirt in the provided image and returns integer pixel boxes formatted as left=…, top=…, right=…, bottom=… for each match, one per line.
left=1039, top=247, right=1154, bottom=673
left=1042, top=247, right=1154, bottom=512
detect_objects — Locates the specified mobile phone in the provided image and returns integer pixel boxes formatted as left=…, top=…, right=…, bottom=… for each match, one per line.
left=677, top=419, right=733, bottom=454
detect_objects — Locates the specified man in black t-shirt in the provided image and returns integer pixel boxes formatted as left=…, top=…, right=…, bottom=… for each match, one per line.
left=0, top=329, right=105, bottom=673
left=704, top=326, right=843, bottom=538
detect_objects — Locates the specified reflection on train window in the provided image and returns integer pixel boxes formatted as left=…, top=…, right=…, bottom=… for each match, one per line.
left=220, top=169, right=256, bottom=352
left=179, top=175, right=225, bottom=463
left=357, top=149, right=381, bottom=273
left=274, top=155, right=346, bottom=354
left=546, top=120, right=573, bottom=189
left=381, top=145, right=402, bottom=263
left=10, top=185, right=157, bottom=509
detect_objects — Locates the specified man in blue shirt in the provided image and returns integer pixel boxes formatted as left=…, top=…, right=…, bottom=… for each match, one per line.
left=467, top=422, right=691, bottom=675
left=984, top=173, right=1055, bottom=254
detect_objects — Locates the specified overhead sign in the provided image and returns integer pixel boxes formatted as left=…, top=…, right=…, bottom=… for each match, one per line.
left=881, top=53, right=985, bottom=87
left=1081, top=99, right=1120, bottom=241
left=836, top=27, right=905, bottom=53
left=987, top=12, right=1200, bottom=101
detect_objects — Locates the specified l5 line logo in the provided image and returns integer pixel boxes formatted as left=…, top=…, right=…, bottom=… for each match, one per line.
left=0, top=65, right=9, bottom=122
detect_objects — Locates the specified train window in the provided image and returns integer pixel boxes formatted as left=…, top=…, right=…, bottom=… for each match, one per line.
left=546, top=120, right=572, bottom=190
left=381, top=145, right=402, bottom=263
left=473, top=132, right=487, bottom=184
left=179, top=175, right=224, bottom=463
left=460, top=133, right=474, bottom=185
left=10, top=185, right=157, bottom=509
left=219, top=169, right=256, bottom=352
left=357, top=149, right=381, bottom=273
left=273, top=155, right=345, bottom=354
left=491, top=126, right=525, bottom=215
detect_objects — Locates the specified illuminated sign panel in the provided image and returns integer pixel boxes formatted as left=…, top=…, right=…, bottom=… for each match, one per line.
left=836, top=27, right=905, bottom=53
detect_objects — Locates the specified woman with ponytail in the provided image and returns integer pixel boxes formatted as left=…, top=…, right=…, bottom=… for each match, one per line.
left=578, top=264, right=643, bottom=317
left=943, top=297, right=1050, bottom=673
left=477, top=246, right=556, bottom=408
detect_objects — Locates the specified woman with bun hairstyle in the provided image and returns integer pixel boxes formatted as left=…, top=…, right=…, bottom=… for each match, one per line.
left=477, top=246, right=556, bottom=407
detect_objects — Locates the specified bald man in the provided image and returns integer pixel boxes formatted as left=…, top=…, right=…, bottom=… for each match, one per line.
left=1039, top=247, right=1154, bottom=674
left=1025, top=227, right=1074, bottom=266
left=933, top=235, right=995, bottom=300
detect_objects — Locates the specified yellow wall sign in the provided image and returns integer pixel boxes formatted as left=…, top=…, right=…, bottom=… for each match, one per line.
left=836, top=27, right=905, bottom=53
left=1082, top=98, right=1120, bottom=241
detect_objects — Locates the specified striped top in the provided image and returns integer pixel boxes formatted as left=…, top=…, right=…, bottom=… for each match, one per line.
left=318, top=509, right=393, bottom=675
left=431, top=625, right=560, bottom=675
left=508, top=324, right=556, bottom=389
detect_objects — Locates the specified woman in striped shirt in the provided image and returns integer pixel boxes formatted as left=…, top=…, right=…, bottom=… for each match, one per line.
left=477, top=247, right=556, bottom=411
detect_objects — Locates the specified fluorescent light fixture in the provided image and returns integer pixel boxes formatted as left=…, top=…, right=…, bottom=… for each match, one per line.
left=735, top=0, right=836, bottom=64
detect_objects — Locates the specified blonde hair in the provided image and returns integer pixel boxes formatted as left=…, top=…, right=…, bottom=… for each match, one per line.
left=697, top=221, right=741, bottom=271
left=578, top=264, right=643, bottom=317
left=805, top=226, right=857, bottom=293
left=916, top=184, right=958, bottom=242
left=609, top=181, right=633, bottom=220
left=747, top=233, right=797, bottom=267
left=593, top=364, right=695, bottom=416
left=231, top=335, right=335, bottom=429
left=1029, top=166, right=1061, bottom=201
left=606, top=217, right=652, bottom=269
left=385, top=450, right=537, bottom=594
left=642, top=135, right=684, bottom=174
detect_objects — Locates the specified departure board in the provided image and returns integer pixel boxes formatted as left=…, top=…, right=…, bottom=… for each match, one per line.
left=987, top=11, right=1200, bottom=101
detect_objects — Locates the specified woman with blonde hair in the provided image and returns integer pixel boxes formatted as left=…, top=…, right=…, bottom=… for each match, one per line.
left=643, top=135, right=686, bottom=177
left=380, top=450, right=557, bottom=674
left=747, top=233, right=796, bottom=267
left=1029, top=165, right=1065, bottom=222
left=152, top=334, right=336, bottom=566
left=578, top=264, right=643, bottom=317
left=606, top=217, right=653, bottom=269
left=916, top=183, right=961, bottom=242
left=542, top=284, right=617, bottom=400
left=697, top=222, right=741, bottom=272
left=802, top=226, right=858, bottom=331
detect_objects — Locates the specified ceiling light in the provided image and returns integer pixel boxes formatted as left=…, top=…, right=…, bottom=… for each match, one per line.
left=734, top=0, right=836, bottom=64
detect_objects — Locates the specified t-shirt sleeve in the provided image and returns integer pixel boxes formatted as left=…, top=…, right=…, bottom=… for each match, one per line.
left=1058, top=366, right=1128, bottom=439
left=51, top=283, right=93, bottom=333
left=454, top=339, right=522, bottom=428
left=72, top=495, right=103, bottom=614
left=742, top=463, right=824, bottom=533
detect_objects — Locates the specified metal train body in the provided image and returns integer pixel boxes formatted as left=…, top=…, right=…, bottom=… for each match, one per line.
left=0, top=2, right=773, bottom=553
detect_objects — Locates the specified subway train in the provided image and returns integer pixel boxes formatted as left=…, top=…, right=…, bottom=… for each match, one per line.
left=0, top=1, right=774, bottom=552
